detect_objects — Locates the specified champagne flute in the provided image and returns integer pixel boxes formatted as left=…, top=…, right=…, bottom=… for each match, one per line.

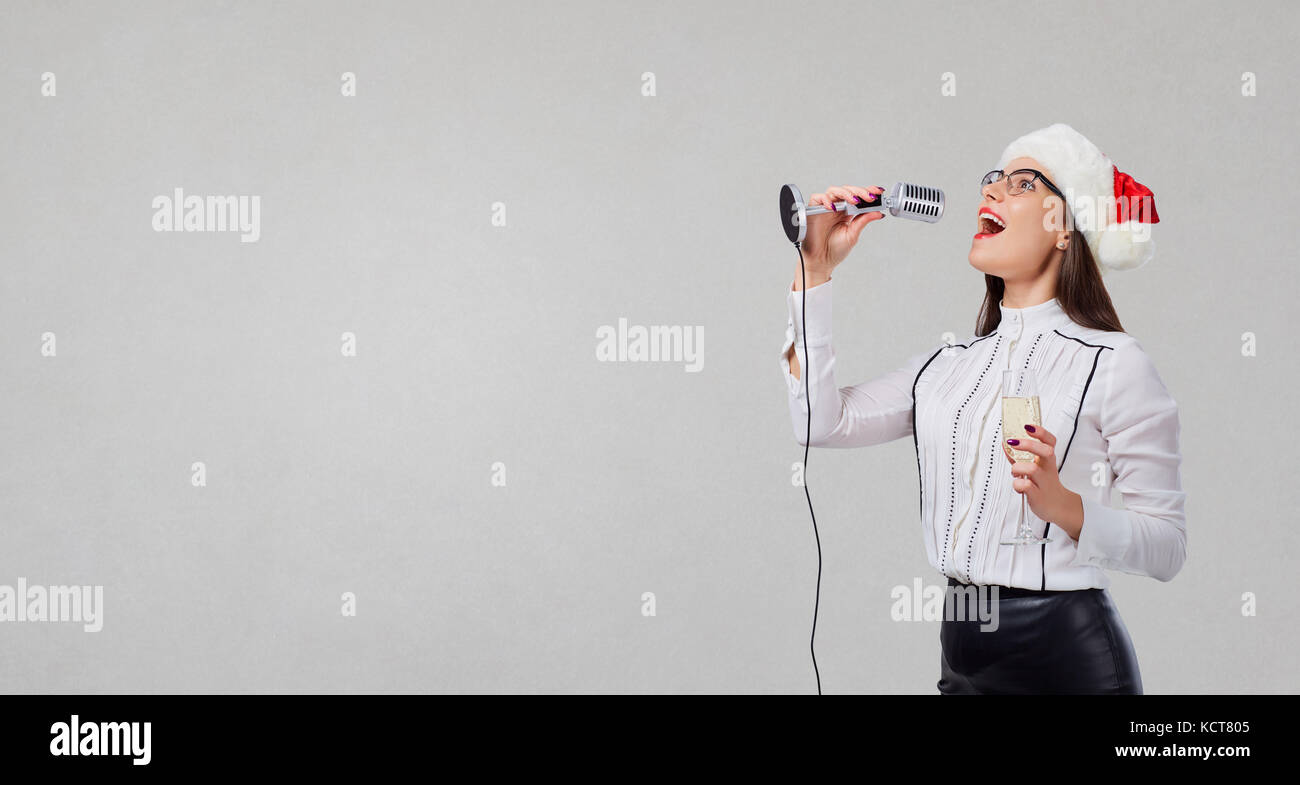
left=999, top=368, right=1052, bottom=546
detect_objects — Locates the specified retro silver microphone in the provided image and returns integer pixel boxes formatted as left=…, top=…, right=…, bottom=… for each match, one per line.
left=779, top=181, right=945, bottom=244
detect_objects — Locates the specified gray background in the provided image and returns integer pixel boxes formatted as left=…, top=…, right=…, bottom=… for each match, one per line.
left=0, top=0, right=1294, bottom=693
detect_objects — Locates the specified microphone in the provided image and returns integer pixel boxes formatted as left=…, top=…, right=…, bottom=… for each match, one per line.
left=779, top=182, right=945, bottom=244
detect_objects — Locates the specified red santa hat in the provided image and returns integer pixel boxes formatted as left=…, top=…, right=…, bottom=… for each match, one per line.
left=995, top=122, right=1160, bottom=274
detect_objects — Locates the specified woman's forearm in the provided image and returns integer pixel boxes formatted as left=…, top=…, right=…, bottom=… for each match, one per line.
left=1057, top=490, right=1085, bottom=540
left=792, top=269, right=831, bottom=291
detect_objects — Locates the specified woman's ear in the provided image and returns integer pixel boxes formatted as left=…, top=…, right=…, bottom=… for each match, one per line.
left=1055, top=234, right=1068, bottom=250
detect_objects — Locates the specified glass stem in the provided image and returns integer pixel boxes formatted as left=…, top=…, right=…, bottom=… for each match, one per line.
left=1020, top=493, right=1029, bottom=538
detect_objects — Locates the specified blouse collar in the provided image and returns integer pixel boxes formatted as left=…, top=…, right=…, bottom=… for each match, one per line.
left=996, top=296, right=1074, bottom=337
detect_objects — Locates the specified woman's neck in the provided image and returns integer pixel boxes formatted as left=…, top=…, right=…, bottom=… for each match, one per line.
left=1001, top=278, right=1057, bottom=309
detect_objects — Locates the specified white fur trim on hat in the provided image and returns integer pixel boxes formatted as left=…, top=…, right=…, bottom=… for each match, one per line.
left=1097, top=221, right=1156, bottom=273
left=995, top=122, right=1155, bottom=274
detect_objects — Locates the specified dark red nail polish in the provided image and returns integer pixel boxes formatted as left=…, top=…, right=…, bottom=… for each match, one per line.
left=1024, top=424, right=1036, bottom=433
left=1007, top=438, right=1019, bottom=445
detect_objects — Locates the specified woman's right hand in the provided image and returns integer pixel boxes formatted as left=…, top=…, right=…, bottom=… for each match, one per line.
left=793, top=184, right=887, bottom=290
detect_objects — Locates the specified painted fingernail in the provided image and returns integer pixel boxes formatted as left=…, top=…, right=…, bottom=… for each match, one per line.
left=1024, top=424, right=1036, bottom=432
left=1006, top=438, right=1019, bottom=445
left=852, top=196, right=862, bottom=204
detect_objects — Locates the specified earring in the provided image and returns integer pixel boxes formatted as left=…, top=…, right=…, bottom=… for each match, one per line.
left=1056, top=241, right=1067, bottom=249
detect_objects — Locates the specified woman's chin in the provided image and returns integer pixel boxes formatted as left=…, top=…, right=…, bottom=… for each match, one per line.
left=968, top=251, right=994, bottom=274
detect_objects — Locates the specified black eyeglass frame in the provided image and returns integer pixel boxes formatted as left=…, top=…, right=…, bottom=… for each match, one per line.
left=980, top=168, right=1065, bottom=201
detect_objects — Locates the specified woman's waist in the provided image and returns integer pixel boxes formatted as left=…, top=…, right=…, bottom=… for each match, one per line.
left=946, top=575, right=1103, bottom=599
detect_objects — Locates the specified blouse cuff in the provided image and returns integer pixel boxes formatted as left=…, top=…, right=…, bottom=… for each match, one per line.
left=1070, top=496, right=1134, bottom=569
left=786, top=279, right=834, bottom=347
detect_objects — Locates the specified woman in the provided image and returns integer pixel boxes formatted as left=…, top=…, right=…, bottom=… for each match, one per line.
left=779, top=123, right=1185, bottom=694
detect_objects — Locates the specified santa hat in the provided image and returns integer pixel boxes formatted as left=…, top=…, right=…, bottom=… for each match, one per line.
left=995, top=123, right=1160, bottom=274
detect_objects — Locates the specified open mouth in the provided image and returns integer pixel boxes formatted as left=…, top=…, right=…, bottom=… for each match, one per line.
left=977, top=212, right=1006, bottom=236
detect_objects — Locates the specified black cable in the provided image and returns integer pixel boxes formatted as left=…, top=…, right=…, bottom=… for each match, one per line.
left=794, top=241, right=822, bottom=695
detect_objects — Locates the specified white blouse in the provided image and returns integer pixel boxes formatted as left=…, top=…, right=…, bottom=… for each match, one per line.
left=780, top=280, right=1187, bottom=591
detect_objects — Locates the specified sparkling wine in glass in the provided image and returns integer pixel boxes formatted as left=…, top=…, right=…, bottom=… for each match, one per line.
left=1000, top=368, right=1051, bottom=546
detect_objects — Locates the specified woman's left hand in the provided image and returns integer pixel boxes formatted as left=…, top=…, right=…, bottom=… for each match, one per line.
left=1004, top=424, right=1084, bottom=539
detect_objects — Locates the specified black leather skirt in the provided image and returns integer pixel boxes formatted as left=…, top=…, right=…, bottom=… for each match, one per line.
left=938, top=576, right=1143, bottom=694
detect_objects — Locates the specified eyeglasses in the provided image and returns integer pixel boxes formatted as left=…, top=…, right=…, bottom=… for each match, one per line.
left=980, top=168, right=1065, bottom=200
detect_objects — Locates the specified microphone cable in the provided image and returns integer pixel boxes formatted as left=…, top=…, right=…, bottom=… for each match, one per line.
left=793, top=240, right=822, bottom=695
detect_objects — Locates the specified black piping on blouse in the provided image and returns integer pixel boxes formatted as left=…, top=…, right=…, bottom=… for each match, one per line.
left=1043, top=329, right=1116, bottom=590
left=911, top=334, right=995, bottom=577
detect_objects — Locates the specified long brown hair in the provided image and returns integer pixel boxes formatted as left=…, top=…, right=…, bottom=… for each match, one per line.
left=975, top=228, right=1125, bottom=336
